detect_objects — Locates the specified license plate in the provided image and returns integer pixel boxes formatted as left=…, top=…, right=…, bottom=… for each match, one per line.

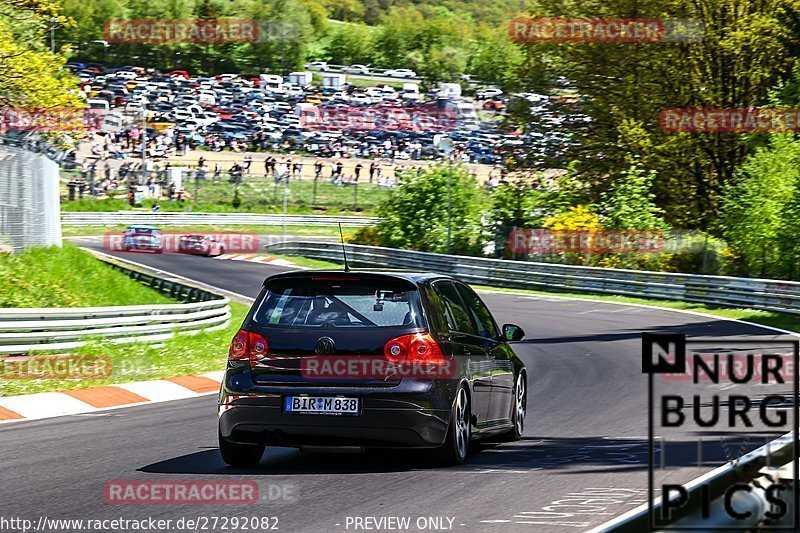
left=284, top=396, right=360, bottom=416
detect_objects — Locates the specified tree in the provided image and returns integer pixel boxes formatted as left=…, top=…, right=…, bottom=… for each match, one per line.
left=513, top=0, right=800, bottom=229
left=722, top=135, right=800, bottom=278
left=601, top=159, right=668, bottom=231
left=325, top=23, right=374, bottom=65
left=466, top=26, right=524, bottom=86
left=374, top=165, right=485, bottom=255
left=0, top=0, right=83, bottom=110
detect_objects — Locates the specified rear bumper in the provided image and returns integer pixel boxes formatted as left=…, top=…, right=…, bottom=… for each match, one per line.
left=218, top=371, right=455, bottom=448
left=219, top=405, right=450, bottom=447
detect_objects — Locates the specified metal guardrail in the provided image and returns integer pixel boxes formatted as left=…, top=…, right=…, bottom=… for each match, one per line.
left=0, top=258, right=230, bottom=354
left=264, top=241, right=800, bottom=315
left=61, top=212, right=381, bottom=227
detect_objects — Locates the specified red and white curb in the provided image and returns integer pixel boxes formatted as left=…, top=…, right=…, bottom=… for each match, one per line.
left=0, top=370, right=224, bottom=424
left=214, top=254, right=297, bottom=266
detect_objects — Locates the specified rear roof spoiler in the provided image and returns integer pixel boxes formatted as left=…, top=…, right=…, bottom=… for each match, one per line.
left=263, top=271, right=419, bottom=289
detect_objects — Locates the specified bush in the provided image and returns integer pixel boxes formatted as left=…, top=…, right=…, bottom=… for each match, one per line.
left=349, top=225, right=381, bottom=246
left=372, top=164, right=485, bottom=255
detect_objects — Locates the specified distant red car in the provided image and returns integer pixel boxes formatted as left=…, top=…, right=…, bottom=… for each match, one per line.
left=178, top=235, right=225, bottom=257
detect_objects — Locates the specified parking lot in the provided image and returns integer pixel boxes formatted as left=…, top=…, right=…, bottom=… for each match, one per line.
left=69, top=62, right=587, bottom=177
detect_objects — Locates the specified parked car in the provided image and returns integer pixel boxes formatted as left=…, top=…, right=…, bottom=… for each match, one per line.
left=121, top=226, right=163, bottom=253
left=177, top=234, right=226, bottom=257
left=218, top=270, right=527, bottom=467
left=384, top=69, right=417, bottom=78
left=304, top=61, right=329, bottom=71
left=343, top=64, right=370, bottom=75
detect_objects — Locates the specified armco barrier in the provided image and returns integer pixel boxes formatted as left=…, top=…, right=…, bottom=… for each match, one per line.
left=263, top=241, right=800, bottom=315
left=61, top=212, right=381, bottom=227
left=0, top=258, right=230, bottom=354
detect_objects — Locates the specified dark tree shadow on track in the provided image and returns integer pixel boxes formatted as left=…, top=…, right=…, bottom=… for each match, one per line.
left=139, top=432, right=780, bottom=475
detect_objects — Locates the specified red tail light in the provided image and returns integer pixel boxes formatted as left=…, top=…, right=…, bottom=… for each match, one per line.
left=384, top=333, right=446, bottom=365
left=228, top=330, right=269, bottom=364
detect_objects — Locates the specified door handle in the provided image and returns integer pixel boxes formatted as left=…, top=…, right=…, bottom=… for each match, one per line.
left=462, top=346, right=472, bottom=355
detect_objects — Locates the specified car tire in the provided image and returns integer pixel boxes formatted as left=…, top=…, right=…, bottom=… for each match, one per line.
left=218, top=429, right=265, bottom=467
left=500, top=372, right=526, bottom=442
left=431, top=386, right=470, bottom=466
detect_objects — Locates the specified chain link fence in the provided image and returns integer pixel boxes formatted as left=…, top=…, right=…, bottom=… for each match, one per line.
left=0, top=140, right=62, bottom=252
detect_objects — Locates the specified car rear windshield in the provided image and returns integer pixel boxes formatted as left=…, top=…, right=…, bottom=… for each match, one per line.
left=252, top=278, right=424, bottom=329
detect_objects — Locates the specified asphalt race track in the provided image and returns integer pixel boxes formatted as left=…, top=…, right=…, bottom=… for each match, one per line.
left=0, top=240, right=790, bottom=533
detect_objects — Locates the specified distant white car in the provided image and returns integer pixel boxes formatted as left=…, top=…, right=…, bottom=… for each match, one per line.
left=385, top=69, right=417, bottom=78
left=305, top=61, right=329, bottom=71
left=476, top=88, right=503, bottom=99
left=284, top=85, right=304, bottom=97
left=344, top=64, right=370, bottom=75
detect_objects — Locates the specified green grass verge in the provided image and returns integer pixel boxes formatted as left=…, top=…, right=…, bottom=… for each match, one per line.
left=269, top=254, right=341, bottom=269
left=0, top=243, right=248, bottom=396
left=61, top=178, right=390, bottom=216
left=61, top=224, right=361, bottom=239
left=0, top=301, right=247, bottom=396
left=0, top=243, right=175, bottom=307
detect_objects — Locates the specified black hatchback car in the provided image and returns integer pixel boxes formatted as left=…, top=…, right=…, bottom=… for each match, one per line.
left=218, top=270, right=527, bottom=467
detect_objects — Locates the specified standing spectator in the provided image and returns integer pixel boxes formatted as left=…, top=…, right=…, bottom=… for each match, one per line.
left=284, top=159, right=292, bottom=183
left=354, top=162, right=363, bottom=182
left=314, top=159, right=323, bottom=180
left=229, top=163, right=243, bottom=183
left=369, top=161, right=377, bottom=183
left=243, top=154, right=252, bottom=175
left=275, top=160, right=289, bottom=183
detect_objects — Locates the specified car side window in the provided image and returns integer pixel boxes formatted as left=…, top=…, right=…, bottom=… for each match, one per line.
left=455, top=283, right=499, bottom=339
left=433, top=281, right=477, bottom=335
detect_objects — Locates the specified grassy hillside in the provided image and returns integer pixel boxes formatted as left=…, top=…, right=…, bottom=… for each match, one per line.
left=0, top=243, right=174, bottom=307
left=0, top=243, right=248, bottom=396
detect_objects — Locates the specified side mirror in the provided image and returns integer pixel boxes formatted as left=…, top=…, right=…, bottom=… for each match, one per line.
left=502, top=323, right=525, bottom=342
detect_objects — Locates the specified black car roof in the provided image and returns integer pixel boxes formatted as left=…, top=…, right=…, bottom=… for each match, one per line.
left=263, top=269, right=451, bottom=287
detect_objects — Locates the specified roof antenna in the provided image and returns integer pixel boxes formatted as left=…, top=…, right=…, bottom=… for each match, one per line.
left=338, top=223, right=351, bottom=272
